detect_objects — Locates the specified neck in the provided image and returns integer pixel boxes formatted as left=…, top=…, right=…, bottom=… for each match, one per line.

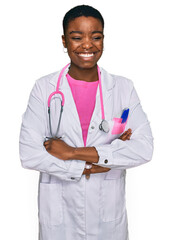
left=68, top=63, right=98, bottom=82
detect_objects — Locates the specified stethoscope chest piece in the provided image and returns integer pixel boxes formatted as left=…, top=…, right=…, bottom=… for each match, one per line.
left=99, top=120, right=110, bottom=133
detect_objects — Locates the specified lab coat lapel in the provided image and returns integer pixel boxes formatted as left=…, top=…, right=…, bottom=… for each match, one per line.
left=87, top=68, right=115, bottom=146
left=60, top=76, right=79, bottom=120
left=49, top=67, right=81, bottom=127
left=49, top=68, right=83, bottom=145
left=90, top=67, right=115, bottom=123
left=61, top=74, right=85, bottom=146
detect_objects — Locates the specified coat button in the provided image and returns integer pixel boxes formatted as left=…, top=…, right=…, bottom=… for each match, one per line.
left=71, top=177, right=75, bottom=180
left=91, top=126, right=95, bottom=129
left=104, top=159, right=108, bottom=164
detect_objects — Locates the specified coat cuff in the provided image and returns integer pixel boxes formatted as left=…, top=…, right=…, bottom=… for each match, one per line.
left=95, top=145, right=113, bottom=167
left=66, top=160, right=85, bottom=181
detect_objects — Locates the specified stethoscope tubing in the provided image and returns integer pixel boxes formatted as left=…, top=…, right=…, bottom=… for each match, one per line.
left=47, top=63, right=108, bottom=137
left=47, top=64, right=69, bottom=137
left=48, top=90, right=65, bottom=108
left=97, top=65, right=105, bottom=120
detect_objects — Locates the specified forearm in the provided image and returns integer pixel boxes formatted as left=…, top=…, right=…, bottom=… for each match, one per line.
left=70, top=129, right=132, bottom=164
left=44, top=130, right=132, bottom=163
left=71, top=147, right=99, bottom=163
left=95, top=106, right=153, bottom=169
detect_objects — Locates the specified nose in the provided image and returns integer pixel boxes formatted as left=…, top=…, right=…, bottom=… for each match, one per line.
left=82, top=37, right=93, bottom=50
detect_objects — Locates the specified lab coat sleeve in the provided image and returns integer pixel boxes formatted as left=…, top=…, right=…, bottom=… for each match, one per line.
left=19, top=80, right=85, bottom=181
left=95, top=82, right=154, bottom=169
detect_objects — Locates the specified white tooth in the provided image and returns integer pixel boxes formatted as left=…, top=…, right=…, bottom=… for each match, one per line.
left=79, top=53, right=94, bottom=57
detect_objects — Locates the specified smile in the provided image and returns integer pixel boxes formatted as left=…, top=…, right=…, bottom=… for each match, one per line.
left=76, top=52, right=96, bottom=58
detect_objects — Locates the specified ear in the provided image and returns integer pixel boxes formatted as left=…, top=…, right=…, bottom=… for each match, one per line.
left=62, top=35, right=67, bottom=48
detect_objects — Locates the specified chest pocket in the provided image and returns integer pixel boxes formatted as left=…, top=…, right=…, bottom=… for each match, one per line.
left=111, top=118, right=127, bottom=134
left=100, top=170, right=126, bottom=222
left=38, top=182, right=63, bottom=226
left=103, top=89, right=129, bottom=142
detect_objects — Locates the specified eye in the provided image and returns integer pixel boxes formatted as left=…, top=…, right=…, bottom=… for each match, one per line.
left=71, top=37, right=82, bottom=40
left=93, top=36, right=102, bottom=41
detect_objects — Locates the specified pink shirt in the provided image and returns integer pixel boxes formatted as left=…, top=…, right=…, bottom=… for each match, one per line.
left=66, top=73, right=98, bottom=146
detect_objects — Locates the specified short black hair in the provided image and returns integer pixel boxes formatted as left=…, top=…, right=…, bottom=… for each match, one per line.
left=63, top=5, right=104, bottom=35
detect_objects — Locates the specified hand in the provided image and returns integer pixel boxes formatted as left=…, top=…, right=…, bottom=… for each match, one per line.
left=44, top=138, right=74, bottom=160
left=119, top=128, right=132, bottom=141
left=82, top=162, right=111, bottom=175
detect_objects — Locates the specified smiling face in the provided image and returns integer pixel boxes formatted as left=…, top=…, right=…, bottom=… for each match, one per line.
left=62, top=16, right=104, bottom=70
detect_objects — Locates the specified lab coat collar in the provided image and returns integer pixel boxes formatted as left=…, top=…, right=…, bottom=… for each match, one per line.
left=49, top=65, right=115, bottom=92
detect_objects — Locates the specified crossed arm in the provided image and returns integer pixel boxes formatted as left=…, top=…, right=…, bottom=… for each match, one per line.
left=44, top=128, right=132, bottom=175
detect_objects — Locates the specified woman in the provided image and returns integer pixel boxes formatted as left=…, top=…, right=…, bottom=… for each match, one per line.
left=19, top=5, right=153, bottom=240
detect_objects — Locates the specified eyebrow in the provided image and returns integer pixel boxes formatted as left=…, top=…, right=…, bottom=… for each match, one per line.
left=69, top=31, right=103, bottom=34
left=92, top=31, right=103, bottom=34
left=69, top=31, right=82, bottom=34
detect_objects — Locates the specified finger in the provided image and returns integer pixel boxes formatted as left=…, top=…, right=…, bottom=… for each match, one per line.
left=85, top=174, right=90, bottom=179
left=122, top=130, right=130, bottom=136
left=127, top=131, right=132, bottom=137
left=122, top=130, right=128, bottom=135
left=54, top=137, right=63, bottom=143
left=122, top=129, right=132, bottom=138
left=124, top=134, right=131, bottom=141
left=119, top=133, right=126, bottom=140
left=121, top=133, right=128, bottom=141
left=45, top=145, right=49, bottom=150
left=44, top=141, right=48, bottom=146
left=91, top=165, right=110, bottom=174
left=120, top=136, right=125, bottom=141
left=126, top=131, right=131, bottom=136
left=126, top=132, right=132, bottom=140
left=43, top=141, right=50, bottom=146
left=127, top=128, right=132, bottom=133
left=91, top=168, right=110, bottom=174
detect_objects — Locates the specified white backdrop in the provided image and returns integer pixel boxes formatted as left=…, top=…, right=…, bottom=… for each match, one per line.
left=0, top=0, right=172, bottom=239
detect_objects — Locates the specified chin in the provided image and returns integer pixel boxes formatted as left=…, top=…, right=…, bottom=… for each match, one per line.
left=74, top=61, right=98, bottom=70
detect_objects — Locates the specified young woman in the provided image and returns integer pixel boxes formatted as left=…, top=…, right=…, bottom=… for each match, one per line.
left=19, top=5, right=153, bottom=240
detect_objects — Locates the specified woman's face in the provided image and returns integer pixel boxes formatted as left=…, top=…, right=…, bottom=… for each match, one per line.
left=62, top=16, right=104, bottom=69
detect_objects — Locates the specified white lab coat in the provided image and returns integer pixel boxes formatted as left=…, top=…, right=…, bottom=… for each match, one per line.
left=19, top=66, right=153, bottom=240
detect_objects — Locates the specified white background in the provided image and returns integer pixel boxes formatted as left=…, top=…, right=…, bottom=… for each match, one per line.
left=0, top=0, right=172, bottom=239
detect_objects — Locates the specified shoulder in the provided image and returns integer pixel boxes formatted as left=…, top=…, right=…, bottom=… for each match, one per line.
left=30, top=71, right=59, bottom=101
left=32, top=70, right=59, bottom=91
left=35, top=71, right=59, bottom=87
left=101, top=67, right=140, bottom=106
left=101, top=67, right=134, bottom=91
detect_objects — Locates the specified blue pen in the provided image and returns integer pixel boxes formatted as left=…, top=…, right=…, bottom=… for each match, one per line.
left=121, top=108, right=129, bottom=123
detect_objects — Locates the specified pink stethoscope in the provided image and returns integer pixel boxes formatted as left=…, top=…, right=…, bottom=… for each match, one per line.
left=47, top=63, right=110, bottom=138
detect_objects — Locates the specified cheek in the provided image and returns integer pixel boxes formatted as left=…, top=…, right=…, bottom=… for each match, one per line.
left=94, top=41, right=104, bottom=51
left=66, top=39, right=80, bottom=51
